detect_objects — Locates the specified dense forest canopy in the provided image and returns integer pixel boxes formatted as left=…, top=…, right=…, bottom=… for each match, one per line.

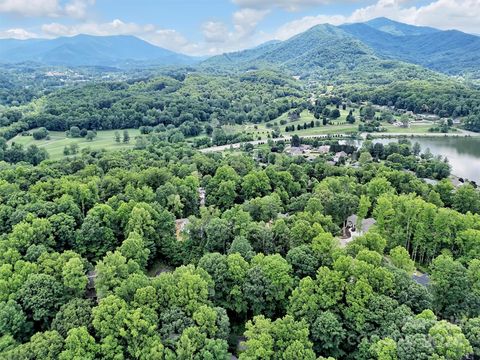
left=0, top=133, right=480, bottom=359
left=0, top=70, right=304, bottom=140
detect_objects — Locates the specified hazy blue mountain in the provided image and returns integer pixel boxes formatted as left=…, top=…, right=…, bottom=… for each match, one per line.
left=364, top=17, right=438, bottom=36
left=0, top=34, right=198, bottom=67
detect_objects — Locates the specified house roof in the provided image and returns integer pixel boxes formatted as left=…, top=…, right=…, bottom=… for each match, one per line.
left=347, top=215, right=376, bottom=233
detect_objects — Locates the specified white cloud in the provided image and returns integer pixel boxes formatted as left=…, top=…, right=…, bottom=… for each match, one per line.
left=64, top=0, right=95, bottom=18
left=271, top=0, right=480, bottom=40
left=232, top=0, right=357, bottom=12
left=0, top=28, right=38, bottom=39
left=233, top=8, right=269, bottom=38
left=41, top=19, right=153, bottom=37
left=0, top=0, right=60, bottom=17
left=410, top=0, right=480, bottom=33
left=202, top=21, right=230, bottom=43
left=144, top=29, right=194, bottom=53
left=274, top=14, right=348, bottom=40
left=0, top=0, right=95, bottom=18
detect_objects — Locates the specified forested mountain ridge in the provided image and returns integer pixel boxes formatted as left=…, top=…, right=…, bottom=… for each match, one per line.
left=341, top=21, right=480, bottom=77
left=204, top=18, right=480, bottom=79
left=0, top=35, right=198, bottom=67
left=203, top=24, right=389, bottom=79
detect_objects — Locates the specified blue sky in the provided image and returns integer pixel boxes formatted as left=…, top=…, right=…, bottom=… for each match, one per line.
left=0, top=0, right=478, bottom=55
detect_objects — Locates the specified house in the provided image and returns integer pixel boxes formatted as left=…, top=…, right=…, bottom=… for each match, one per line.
left=333, top=151, right=348, bottom=163
left=287, top=145, right=311, bottom=156
left=317, top=145, right=330, bottom=154
left=340, top=214, right=377, bottom=247
left=346, top=214, right=376, bottom=234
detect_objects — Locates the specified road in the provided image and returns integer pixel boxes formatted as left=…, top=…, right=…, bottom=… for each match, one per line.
left=199, top=131, right=479, bottom=153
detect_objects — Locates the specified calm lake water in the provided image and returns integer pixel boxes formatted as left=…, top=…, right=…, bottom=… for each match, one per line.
left=358, top=137, right=480, bottom=183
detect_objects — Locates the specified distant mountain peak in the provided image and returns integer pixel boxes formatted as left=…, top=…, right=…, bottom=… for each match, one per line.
left=0, top=34, right=198, bottom=67
left=366, top=17, right=401, bottom=26
left=365, top=17, right=438, bottom=36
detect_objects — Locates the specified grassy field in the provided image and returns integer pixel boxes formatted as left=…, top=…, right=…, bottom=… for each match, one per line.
left=222, top=108, right=359, bottom=140
left=9, top=129, right=142, bottom=160
left=382, top=124, right=437, bottom=134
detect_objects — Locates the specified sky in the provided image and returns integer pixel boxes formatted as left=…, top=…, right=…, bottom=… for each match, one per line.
left=0, top=0, right=479, bottom=56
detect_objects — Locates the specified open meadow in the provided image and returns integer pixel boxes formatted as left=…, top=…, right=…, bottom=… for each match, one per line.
left=8, top=129, right=142, bottom=160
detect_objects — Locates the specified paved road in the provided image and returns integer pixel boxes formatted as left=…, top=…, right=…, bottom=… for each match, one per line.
left=199, top=134, right=346, bottom=153
left=199, top=131, right=479, bottom=153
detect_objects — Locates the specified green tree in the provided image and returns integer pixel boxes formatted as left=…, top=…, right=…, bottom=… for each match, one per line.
left=359, top=151, right=373, bottom=166
left=453, top=184, right=480, bottom=214
left=62, top=257, right=87, bottom=297
left=240, top=315, right=315, bottom=360
left=95, top=251, right=140, bottom=299
left=330, top=108, right=341, bottom=119
left=69, top=126, right=81, bottom=138
left=0, top=300, right=31, bottom=341
left=356, top=195, right=371, bottom=231
left=59, top=327, right=98, bottom=360
left=85, top=130, right=96, bottom=141
left=429, top=321, right=473, bottom=360
left=291, top=135, right=301, bottom=147
left=119, top=232, right=150, bottom=269
left=123, top=130, right=130, bottom=144
left=17, top=274, right=65, bottom=327
left=430, top=255, right=470, bottom=318
left=310, top=311, right=346, bottom=358
left=75, top=204, right=116, bottom=261
left=370, top=338, right=398, bottom=360
left=26, top=330, right=64, bottom=360
left=228, top=236, right=255, bottom=261
left=242, top=170, right=271, bottom=199
left=390, top=246, right=415, bottom=275
left=32, top=127, right=49, bottom=140
left=244, top=254, right=293, bottom=317
left=52, top=299, right=93, bottom=337
left=463, top=317, right=480, bottom=357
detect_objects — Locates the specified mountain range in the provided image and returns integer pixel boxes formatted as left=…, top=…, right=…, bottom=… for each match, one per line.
left=0, top=34, right=198, bottom=67
left=0, top=18, right=478, bottom=78
left=340, top=18, right=480, bottom=77
left=204, top=17, right=480, bottom=79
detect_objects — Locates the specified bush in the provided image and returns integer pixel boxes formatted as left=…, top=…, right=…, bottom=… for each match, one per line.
left=32, top=127, right=49, bottom=140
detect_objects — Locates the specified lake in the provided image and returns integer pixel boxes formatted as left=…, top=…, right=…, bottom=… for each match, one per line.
left=356, top=136, right=480, bottom=183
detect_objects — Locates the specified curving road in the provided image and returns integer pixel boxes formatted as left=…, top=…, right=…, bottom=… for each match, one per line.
left=199, top=131, right=479, bottom=153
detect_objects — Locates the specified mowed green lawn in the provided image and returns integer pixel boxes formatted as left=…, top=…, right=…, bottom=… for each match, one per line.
left=382, top=123, right=450, bottom=134
left=8, top=129, right=142, bottom=160
left=221, top=108, right=359, bottom=139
